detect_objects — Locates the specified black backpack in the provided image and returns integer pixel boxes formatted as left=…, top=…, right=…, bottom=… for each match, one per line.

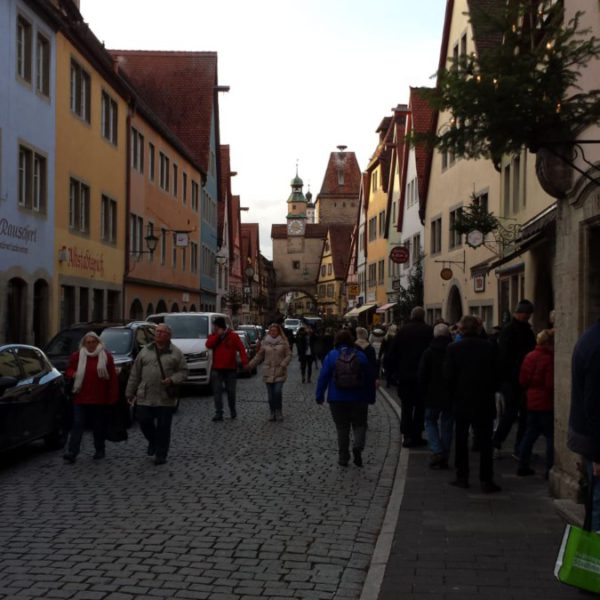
left=334, top=348, right=363, bottom=389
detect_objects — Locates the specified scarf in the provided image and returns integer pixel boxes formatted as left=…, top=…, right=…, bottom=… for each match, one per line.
left=73, top=344, right=109, bottom=393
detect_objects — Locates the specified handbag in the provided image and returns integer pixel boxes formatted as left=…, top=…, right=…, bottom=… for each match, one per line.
left=555, top=477, right=600, bottom=593
left=154, top=345, right=179, bottom=402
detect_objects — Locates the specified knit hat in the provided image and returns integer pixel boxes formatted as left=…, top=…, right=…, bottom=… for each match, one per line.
left=433, top=323, right=450, bottom=338
left=515, top=299, right=534, bottom=314
left=213, top=316, right=227, bottom=329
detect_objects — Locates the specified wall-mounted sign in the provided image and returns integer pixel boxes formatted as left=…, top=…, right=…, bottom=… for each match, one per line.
left=0, top=217, right=38, bottom=254
left=390, top=246, right=410, bottom=264
left=440, top=267, right=453, bottom=281
left=474, top=274, right=486, bottom=293
left=347, top=284, right=359, bottom=297
left=61, top=246, right=104, bottom=274
left=466, top=229, right=485, bottom=249
left=175, top=232, right=189, bottom=247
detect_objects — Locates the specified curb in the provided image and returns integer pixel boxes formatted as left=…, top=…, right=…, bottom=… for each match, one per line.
left=359, top=387, right=408, bottom=600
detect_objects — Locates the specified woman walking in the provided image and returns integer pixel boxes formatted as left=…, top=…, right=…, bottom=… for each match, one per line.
left=296, top=326, right=317, bottom=383
left=248, top=323, right=292, bottom=421
left=63, top=332, right=119, bottom=463
left=316, top=329, right=375, bottom=467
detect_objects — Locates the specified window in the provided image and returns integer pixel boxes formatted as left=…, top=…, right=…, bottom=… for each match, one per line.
left=460, top=33, right=467, bottom=57
left=368, top=263, right=377, bottom=287
left=368, top=217, right=377, bottom=242
left=69, top=178, right=90, bottom=233
left=70, top=59, right=91, bottom=122
left=391, top=200, right=396, bottom=225
left=36, top=33, right=50, bottom=96
left=326, top=284, right=334, bottom=298
left=378, top=260, right=385, bottom=284
left=173, top=164, right=178, bottom=198
left=129, top=214, right=143, bottom=256
left=17, top=16, right=32, bottom=83
left=190, top=241, right=198, bottom=273
left=292, top=261, right=301, bottom=270
left=474, top=192, right=489, bottom=214
left=431, top=217, right=442, bottom=254
left=337, top=168, right=344, bottom=185
left=327, top=264, right=332, bottom=276
left=320, top=265, right=326, bottom=277
left=131, top=128, right=144, bottom=173
left=379, top=211, right=386, bottom=237
left=159, top=152, right=170, bottom=191
left=100, top=195, right=117, bottom=243
left=171, top=233, right=177, bottom=268
left=449, top=207, right=463, bottom=250
left=160, top=228, right=167, bottom=266
left=149, top=143, right=155, bottom=181
left=371, top=170, right=378, bottom=192
left=411, top=234, right=421, bottom=266
left=513, top=155, right=521, bottom=213
left=18, top=146, right=46, bottom=213
left=101, top=91, right=118, bottom=145
left=181, top=246, right=186, bottom=271
left=182, top=172, right=188, bottom=205
left=191, top=181, right=199, bottom=211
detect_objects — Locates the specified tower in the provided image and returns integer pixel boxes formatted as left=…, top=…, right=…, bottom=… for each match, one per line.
left=286, top=166, right=307, bottom=236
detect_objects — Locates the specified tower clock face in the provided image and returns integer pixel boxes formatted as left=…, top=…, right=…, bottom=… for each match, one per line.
left=288, top=220, right=304, bottom=235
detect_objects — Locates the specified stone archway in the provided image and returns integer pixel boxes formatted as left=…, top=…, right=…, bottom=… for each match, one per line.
left=446, top=284, right=463, bottom=326
left=129, top=298, right=144, bottom=321
left=171, top=302, right=179, bottom=312
left=274, top=286, right=318, bottom=316
left=146, top=303, right=154, bottom=317
left=156, top=299, right=167, bottom=313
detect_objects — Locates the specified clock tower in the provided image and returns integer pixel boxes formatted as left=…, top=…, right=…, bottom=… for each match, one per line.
left=286, top=168, right=307, bottom=236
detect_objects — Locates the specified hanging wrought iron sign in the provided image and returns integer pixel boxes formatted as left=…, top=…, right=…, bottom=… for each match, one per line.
left=440, top=267, right=453, bottom=281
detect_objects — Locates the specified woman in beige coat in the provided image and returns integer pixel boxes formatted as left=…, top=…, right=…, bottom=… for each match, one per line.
left=248, top=323, right=292, bottom=421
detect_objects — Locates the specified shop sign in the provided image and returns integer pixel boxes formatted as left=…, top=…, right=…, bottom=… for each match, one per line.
left=389, top=246, right=410, bottom=264
left=347, top=284, right=359, bottom=297
left=0, top=217, right=38, bottom=254
left=61, top=245, right=104, bottom=274
left=440, top=267, right=453, bottom=281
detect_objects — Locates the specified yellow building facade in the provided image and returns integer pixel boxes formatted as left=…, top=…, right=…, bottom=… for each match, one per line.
left=52, top=31, right=129, bottom=335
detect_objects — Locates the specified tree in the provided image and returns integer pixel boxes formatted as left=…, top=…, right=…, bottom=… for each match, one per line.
left=393, top=259, right=424, bottom=324
left=417, top=1, right=600, bottom=171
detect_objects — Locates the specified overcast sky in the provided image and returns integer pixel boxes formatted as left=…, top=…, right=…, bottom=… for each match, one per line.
left=81, top=0, right=447, bottom=259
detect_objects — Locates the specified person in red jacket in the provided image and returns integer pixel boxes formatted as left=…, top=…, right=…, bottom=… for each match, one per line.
left=63, top=331, right=119, bottom=463
left=206, top=316, right=248, bottom=421
left=517, top=329, right=554, bottom=477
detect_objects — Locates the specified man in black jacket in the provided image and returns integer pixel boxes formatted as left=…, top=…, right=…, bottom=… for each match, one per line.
left=492, top=299, right=536, bottom=455
left=444, top=315, right=501, bottom=493
left=568, top=319, right=600, bottom=531
left=387, top=306, right=433, bottom=447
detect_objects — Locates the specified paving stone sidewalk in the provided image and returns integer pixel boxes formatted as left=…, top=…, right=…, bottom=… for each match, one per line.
left=377, top=388, right=584, bottom=600
left=0, top=361, right=399, bottom=600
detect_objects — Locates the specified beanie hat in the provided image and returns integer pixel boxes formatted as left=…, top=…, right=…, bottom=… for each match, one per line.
left=433, top=323, right=450, bottom=338
left=515, top=299, right=534, bottom=314
left=213, top=316, right=227, bottom=329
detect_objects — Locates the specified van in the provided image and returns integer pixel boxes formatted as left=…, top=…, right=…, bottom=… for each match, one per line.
left=146, top=312, right=233, bottom=385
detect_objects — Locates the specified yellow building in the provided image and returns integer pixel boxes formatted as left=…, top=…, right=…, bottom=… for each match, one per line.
left=52, top=15, right=129, bottom=334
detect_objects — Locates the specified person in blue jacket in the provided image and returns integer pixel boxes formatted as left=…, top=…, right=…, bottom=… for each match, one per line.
left=316, top=329, right=376, bottom=467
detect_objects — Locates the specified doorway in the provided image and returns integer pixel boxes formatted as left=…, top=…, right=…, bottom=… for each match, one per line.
left=446, top=285, right=463, bottom=326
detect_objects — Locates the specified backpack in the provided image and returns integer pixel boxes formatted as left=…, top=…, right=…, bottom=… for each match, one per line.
left=334, top=348, right=363, bottom=389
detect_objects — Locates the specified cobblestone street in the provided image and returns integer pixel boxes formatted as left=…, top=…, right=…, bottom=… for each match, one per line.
left=0, top=362, right=399, bottom=600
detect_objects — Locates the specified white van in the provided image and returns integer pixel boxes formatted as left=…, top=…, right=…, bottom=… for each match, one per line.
left=146, top=312, right=233, bottom=385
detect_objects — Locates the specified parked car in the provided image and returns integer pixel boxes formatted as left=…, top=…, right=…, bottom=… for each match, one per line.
left=0, top=344, right=68, bottom=452
left=283, top=318, right=302, bottom=338
left=237, top=325, right=262, bottom=353
left=146, top=312, right=233, bottom=386
left=234, top=331, right=256, bottom=377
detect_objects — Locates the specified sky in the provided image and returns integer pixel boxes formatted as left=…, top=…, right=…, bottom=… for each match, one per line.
left=80, top=0, right=447, bottom=259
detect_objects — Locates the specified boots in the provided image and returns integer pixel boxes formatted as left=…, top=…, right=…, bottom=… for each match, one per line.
left=268, top=411, right=276, bottom=422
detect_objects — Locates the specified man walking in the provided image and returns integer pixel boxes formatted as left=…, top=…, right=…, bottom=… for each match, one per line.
left=387, top=307, right=433, bottom=447
left=445, top=315, right=501, bottom=492
left=568, top=318, right=600, bottom=531
left=126, top=324, right=187, bottom=465
left=492, top=299, right=536, bottom=456
left=206, top=316, right=248, bottom=421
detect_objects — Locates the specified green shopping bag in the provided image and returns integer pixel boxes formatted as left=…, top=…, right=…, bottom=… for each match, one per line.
left=555, top=524, right=600, bottom=593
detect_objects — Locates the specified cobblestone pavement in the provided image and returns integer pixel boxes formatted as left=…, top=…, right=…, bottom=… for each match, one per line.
left=0, top=360, right=400, bottom=600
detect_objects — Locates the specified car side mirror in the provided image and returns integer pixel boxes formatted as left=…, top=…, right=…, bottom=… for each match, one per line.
left=0, top=376, right=19, bottom=395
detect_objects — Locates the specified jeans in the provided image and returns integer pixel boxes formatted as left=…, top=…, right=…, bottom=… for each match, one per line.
left=424, top=407, right=454, bottom=458
left=455, top=416, right=494, bottom=483
left=518, top=411, right=554, bottom=471
left=586, top=461, right=600, bottom=533
left=266, top=382, right=284, bottom=412
left=493, top=381, right=527, bottom=453
left=136, top=405, right=174, bottom=460
left=329, top=402, right=368, bottom=461
left=299, top=356, right=314, bottom=381
left=397, top=379, right=424, bottom=441
left=67, top=404, right=108, bottom=456
left=212, top=369, right=237, bottom=417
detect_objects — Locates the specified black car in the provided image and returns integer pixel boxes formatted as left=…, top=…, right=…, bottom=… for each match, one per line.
left=0, top=344, right=67, bottom=452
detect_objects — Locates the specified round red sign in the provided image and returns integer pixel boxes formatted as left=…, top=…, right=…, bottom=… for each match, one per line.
left=389, top=246, right=410, bottom=264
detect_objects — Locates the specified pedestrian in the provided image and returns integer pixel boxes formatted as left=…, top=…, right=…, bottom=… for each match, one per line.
left=444, top=315, right=501, bottom=493
left=492, top=299, right=536, bottom=457
left=418, top=323, right=453, bottom=469
left=316, top=329, right=375, bottom=467
left=379, top=324, right=397, bottom=387
left=355, top=327, right=379, bottom=398
left=125, top=324, right=187, bottom=465
left=296, top=326, right=317, bottom=383
left=368, top=326, right=386, bottom=364
left=387, top=306, right=433, bottom=447
left=206, top=316, right=248, bottom=421
left=517, top=329, right=555, bottom=477
left=568, top=318, right=600, bottom=531
left=63, top=332, right=119, bottom=463
left=247, top=323, right=292, bottom=421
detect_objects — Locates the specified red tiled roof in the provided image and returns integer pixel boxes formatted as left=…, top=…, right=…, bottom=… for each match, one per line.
left=111, top=50, right=218, bottom=172
left=327, top=225, right=354, bottom=279
left=317, top=152, right=362, bottom=197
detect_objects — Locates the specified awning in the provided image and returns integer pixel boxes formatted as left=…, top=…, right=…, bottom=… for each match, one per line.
left=343, top=303, right=377, bottom=318
left=376, top=302, right=396, bottom=313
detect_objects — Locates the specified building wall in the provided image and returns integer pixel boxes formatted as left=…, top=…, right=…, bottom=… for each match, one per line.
left=0, top=0, right=56, bottom=345
left=125, top=111, right=203, bottom=317
left=272, top=235, right=324, bottom=291
left=317, top=194, right=359, bottom=226
left=53, top=32, right=127, bottom=335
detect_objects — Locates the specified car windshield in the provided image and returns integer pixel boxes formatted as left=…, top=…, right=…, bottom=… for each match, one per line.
left=285, top=319, right=300, bottom=328
left=45, top=329, right=86, bottom=356
left=100, top=329, right=133, bottom=355
left=164, top=315, right=209, bottom=339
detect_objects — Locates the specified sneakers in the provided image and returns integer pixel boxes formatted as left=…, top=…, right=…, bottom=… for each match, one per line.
left=481, top=481, right=502, bottom=493
left=268, top=411, right=276, bottom=422
left=212, top=414, right=224, bottom=422
left=517, top=466, right=535, bottom=476
left=353, top=448, right=363, bottom=467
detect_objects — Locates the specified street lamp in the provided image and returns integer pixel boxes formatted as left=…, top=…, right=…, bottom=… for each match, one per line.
left=131, top=222, right=159, bottom=257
